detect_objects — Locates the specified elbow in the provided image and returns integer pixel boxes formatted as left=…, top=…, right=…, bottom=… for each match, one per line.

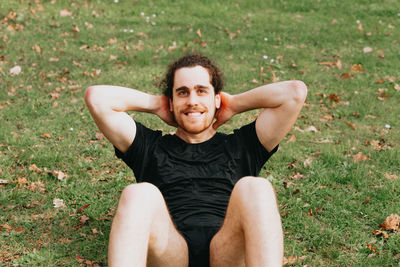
left=290, top=80, right=307, bottom=103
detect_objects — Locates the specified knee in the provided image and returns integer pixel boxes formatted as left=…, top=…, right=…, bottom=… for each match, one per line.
left=118, top=183, right=163, bottom=211
left=233, top=177, right=276, bottom=202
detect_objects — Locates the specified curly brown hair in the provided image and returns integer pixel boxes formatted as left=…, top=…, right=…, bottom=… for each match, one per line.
left=160, top=54, right=224, bottom=99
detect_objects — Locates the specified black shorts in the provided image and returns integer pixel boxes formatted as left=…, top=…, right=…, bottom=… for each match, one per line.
left=179, top=225, right=220, bottom=267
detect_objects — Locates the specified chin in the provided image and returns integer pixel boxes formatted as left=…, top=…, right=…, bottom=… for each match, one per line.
left=180, top=122, right=212, bottom=134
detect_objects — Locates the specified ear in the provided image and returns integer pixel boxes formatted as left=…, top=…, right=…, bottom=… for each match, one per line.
left=215, top=93, right=221, bottom=109
left=169, top=98, right=173, bottom=112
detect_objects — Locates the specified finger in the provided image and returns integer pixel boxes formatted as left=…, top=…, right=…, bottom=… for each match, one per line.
left=212, top=119, right=223, bottom=130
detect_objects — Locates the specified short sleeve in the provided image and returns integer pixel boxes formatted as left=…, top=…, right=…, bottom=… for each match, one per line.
left=114, top=121, right=162, bottom=182
left=232, top=121, right=278, bottom=175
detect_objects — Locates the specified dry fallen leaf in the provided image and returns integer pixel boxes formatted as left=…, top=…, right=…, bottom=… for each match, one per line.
left=303, top=156, right=314, bottom=167
left=283, top=255, right=306, bottom=266
left=95, top=132, right=104, bottom=140
left=353, top=152, right=370, bottom=162
left=380, top=214, right=400, bottom=232
left=80, top=215, right=90, bottom=225
left=107, top=37, right=117, bottom=45
left=29, top=164, right=42, bottom=173
left=287, top=134, right=296, bottom=143
left=53, top=198, right=66, bottom=209
left=32, top=44, right=41, bottom=53
left=196, top=29, right=202, bottom=38
left=363, top=47, right=373, bottom=53
left=384, top=173, right=398, bottom=180
left=305, top=126, right=318, bottom=133
left=9, top=66, right=21, bottom=76
left=53, top=170, right=67, bottom=181
left=345, top=121, right=356, bottom=130
left=351, top=64, right=363, bottom=72
left=373, top=229, right=389, bottom=239
left=60, top=9, right=72, bottom=17
left=41, top=133, right=51, bottom=139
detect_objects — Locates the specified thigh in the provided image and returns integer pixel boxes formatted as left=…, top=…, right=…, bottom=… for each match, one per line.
left=114, top=183, right=189, bottom=267
left=209, top=189, right=246, bottom=267
left=147, top=221, right=189, bottom=267
left=144, top=186, right=189, bottom=267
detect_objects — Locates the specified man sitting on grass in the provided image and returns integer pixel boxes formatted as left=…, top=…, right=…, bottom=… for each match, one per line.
left=84, top=54, right=307, bottom=267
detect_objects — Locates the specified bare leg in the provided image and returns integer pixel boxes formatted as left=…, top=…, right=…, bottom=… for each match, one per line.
left=108, top=183, right=188, bottom=267
left=210, top=177, right=283, bottom=267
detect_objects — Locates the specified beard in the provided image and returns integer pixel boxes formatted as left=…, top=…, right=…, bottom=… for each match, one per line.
left=173, top=106, right=216, bottom=134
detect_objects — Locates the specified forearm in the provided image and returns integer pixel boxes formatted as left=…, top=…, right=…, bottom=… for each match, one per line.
left=84, top=85, right=161, bottom=114
left=231, top=81, right=307, bottom=115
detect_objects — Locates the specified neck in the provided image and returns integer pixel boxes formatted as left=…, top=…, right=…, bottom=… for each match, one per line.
left=175, top=127, right=216, bottom=144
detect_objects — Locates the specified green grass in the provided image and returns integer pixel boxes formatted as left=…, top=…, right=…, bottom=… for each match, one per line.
left=1, top=0, right=399, bottom=265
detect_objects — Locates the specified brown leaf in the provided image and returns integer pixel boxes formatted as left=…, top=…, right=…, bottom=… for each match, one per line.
left=366, top=243, right=379, bottom=254
left=321, top=114, right=334, bottom=121
left=95, top=132, right=104, bottom=140
left=328, top=94, right=341, bottom=102
left=77, top=204, right=91, bottom=213
left=72, top=25, right=80, bottom=33
left=318, top=61, right=336, bottom=67
left=384, top=173, right=398, bottom=180
left=283, top=255, right=306, bottom=266
left=394, top=83, right=400, bottom=91
left=107, top=38, right=117, bottom=45
left=29, top=164, right=42, bottom=173
left=32, top=44, right=41, bottom=53
left=351, top=64, right=363, bottom=72
left=7, top=24, right=24, bottom=31
left=291, top=172, right=305, bottom=180
left=373, top=230, right=389, bottom=239
left=340, top=72, right=354, bottom=79
left=196, top=29, right=202, bottom=38
left=80, top=215, right=90, bottom=225
left=345, top=121, right=356, bottom=130
left=380, top=214, right=400, bottom=232
left=41, top=133, right=51, bottom=139
left=7, top=11, right=17, bottom=20
left=303, top=156, right=314, bottom=167
left=60, top=9, right=72, bottom=17
left=376, top=79, right=385, bottom=84
left=287, top=134, right=296, bottom=143
left=365, top=114, right=376, bottom=119
left=353, top=152, right=370, bottom=162
left=18, top=177, right=27, bottom=187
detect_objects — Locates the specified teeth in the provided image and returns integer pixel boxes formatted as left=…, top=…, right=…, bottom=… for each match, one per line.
left=187, top=112, right=202, bottom=116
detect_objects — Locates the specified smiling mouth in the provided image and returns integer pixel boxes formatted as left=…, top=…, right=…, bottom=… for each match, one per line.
left=184, top=112, right=204, bottom=117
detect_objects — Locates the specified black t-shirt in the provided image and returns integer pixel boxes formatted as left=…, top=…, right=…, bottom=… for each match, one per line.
left=115, top=121, right=278, bottom=230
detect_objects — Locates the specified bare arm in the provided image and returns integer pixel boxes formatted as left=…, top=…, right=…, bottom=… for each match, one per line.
left=213, top=80, right=307, bottom=152
left=84, top=85, right=174, bottom=153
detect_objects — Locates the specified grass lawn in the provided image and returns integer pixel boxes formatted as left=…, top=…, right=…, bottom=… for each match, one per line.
left=1, top=0, right=399, bottom=265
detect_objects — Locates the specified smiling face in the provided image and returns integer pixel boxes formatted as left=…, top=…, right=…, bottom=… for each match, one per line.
left=170, top=66, right=221, bottom=140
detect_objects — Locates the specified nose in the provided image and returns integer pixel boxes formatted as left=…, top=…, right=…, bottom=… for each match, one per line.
left=187, top=92, right=199, bottom=106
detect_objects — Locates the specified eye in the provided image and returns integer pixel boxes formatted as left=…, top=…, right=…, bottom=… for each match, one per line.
left=178, top=91, right=188, bottom=96
left=198, top=88, right=207, bottom=94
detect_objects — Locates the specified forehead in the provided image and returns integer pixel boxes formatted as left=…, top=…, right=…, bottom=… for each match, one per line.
left=173, top=66, right=212, bottom=90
